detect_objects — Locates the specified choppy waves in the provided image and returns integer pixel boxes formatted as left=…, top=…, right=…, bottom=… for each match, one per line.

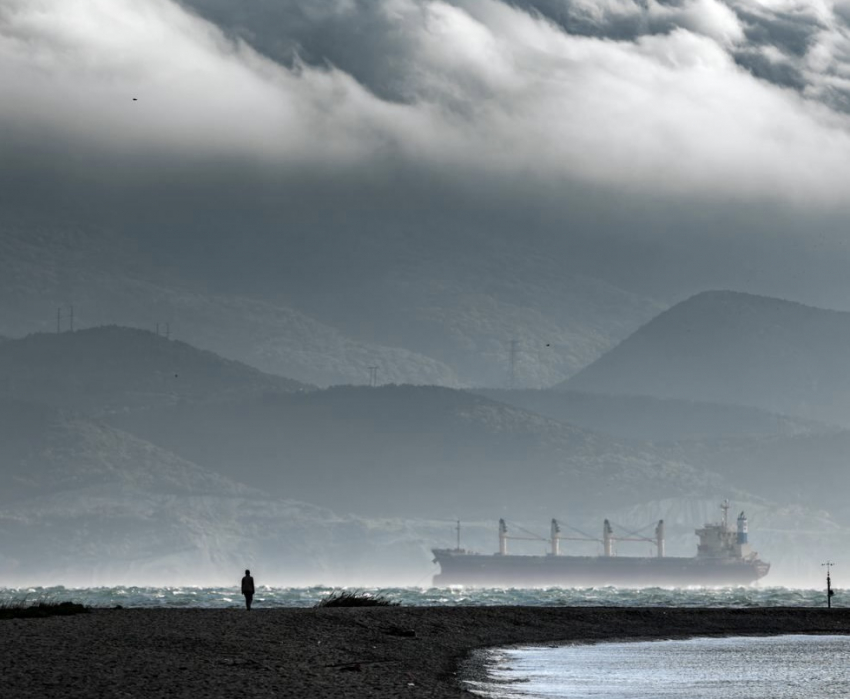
left=0, top=586, right=838, bottom=608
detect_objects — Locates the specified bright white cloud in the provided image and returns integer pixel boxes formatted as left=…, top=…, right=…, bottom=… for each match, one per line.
left=562, top=0, right=745, bottom=45
left=2, top=0, right=850, bottom=206
left=0, top=0, right=430, bottom=168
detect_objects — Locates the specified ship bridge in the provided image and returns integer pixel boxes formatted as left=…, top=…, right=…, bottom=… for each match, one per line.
left=696, top=501, right=755, bottom=561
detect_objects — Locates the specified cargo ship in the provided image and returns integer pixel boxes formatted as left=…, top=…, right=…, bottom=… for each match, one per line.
left=432, top=501, right=770, bottom=587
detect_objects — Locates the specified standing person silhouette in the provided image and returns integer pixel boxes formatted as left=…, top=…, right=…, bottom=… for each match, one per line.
left=241, top=569, right=255, bottom=611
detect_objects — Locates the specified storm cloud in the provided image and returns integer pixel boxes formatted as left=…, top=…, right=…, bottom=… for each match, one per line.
left=2, top=0, right=850, bottom=194
left=3, top=0, right=850, bottom=304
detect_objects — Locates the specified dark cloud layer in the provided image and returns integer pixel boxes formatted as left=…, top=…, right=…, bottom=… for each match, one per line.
left=178, top=0, right=427, bottom=102
left=3, top=0, right=850, bottom=306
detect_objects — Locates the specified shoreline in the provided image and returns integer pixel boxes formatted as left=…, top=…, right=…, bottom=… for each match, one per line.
left=1, top=607, right=849, bottom=697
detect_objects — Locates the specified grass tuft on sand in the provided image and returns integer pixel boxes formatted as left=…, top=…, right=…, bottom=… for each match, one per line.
left=314, top=590, right=400, bottom=608
left=0, top=600, right=89, bottom=620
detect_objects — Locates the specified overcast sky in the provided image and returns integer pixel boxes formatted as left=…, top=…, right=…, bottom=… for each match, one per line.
left=3, top=0, right=850, bottom=304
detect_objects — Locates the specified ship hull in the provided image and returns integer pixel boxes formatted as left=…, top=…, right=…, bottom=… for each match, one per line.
left=432, top=551, right=770, bottom=588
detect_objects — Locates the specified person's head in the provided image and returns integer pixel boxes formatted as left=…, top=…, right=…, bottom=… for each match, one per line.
left=245, top=569, right=250, bottom=576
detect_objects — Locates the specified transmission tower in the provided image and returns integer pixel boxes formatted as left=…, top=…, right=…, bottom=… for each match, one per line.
left=56, top=305, right=75, bottom=333
left=509, top=339, right=519, bottom=389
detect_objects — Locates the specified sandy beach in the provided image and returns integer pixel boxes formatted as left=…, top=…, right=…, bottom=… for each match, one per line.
left=1, top=606, right=848, bottom=698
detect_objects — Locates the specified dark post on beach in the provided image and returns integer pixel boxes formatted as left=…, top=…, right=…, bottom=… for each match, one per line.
left=823, top=561, right=835, bottom=608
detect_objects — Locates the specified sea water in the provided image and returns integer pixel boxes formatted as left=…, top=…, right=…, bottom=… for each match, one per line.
left=0, top=585, right=841, bottom=608
left=466, top=635, right=850, bottom=698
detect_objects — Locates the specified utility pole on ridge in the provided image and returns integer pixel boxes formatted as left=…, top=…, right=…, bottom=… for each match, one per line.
left=508, top=339, right=519, bottom=389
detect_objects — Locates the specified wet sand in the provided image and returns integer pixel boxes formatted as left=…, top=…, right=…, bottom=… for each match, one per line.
left=1, top=607, right=848, bottom=698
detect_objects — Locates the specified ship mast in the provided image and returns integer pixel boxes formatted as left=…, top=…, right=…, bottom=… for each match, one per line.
left=498, top=518, right=508, bottom=555
left=550, top=519, right=561, bottom=556
left=721, top=499, right=730, bottom=529
left=603, top=519, right=613, bottom=557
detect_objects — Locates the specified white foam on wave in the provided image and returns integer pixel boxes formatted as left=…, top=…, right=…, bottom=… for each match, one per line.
left=0, top=585, right=840, bottom=609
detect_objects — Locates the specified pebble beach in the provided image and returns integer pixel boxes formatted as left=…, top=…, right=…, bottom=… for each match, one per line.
left=1, top=607, right=848, bottom=698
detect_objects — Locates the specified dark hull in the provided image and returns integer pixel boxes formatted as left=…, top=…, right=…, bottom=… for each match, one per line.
left=432, top=551, right=770, bottom=588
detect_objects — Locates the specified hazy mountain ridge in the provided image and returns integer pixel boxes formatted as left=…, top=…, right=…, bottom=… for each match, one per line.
left=564, top=290, right=850, bottom=425
left=0, top=389, right=747, bottom=586
left=297, top=255, right=664, bottom=388
left=0, top=326, right=310, bottom=415
left=0, top=393, right=448, bottom=586
left=671, top=430, right=850, bottom=524
left=0, top=395, right=260, bottom=505
left=0, top=221, right=460, bottom=386
left=0, top=480, right=454, bottom=587
left=0, top=328, right=824, bottom=527
left=105, top=384, right=737, bottom=520
left=0, top=219, right=660, bottom=387
left=0, top=316, right=843, bottom=586
left=129, top=282, right=462, bottom=388
left=472, top=387, right=850, bottom=527
left=475, top=389, right=828, bottom=443
left=0, top=328, right=706, bottom=523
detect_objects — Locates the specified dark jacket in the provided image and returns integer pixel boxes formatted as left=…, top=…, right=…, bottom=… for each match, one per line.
left=241, top=575, right=255, bottom=595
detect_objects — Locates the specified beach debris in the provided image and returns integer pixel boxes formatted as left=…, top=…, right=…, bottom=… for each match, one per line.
left=314, top=589, right=400, bottom=607
left=0, top=601, right=88, bottom=620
